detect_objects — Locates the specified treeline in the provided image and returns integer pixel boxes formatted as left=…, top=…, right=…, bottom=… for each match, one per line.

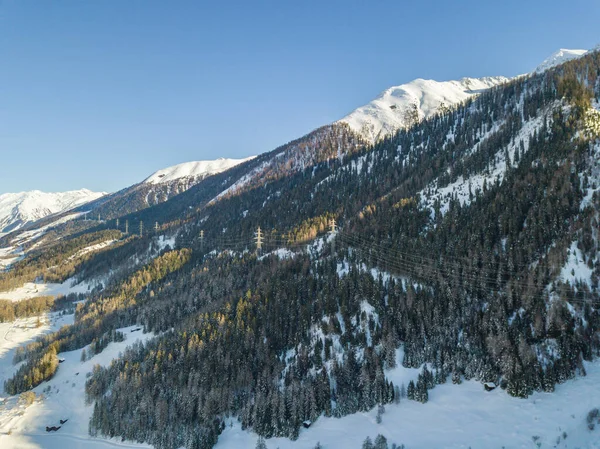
left=0, top=229, right=123, bottom=291
left=0, top=292, right=85, bottom=323
left=5, top=249, right=191, bottom=395
left=0, top=296, right=55, bottom=322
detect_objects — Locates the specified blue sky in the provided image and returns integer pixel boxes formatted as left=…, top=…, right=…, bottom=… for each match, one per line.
left=1, top=0, right=599, bottom=193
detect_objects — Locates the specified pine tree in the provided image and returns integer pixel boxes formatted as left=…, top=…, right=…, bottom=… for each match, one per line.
left=407, top=381, right=415, bottom=401
left=255, top=436, right=267, bottom=449
left=374, top=434, right=388, bottom=449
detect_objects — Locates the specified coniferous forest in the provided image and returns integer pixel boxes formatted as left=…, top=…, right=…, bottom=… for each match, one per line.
left=2, top=50, right=600, bottom=448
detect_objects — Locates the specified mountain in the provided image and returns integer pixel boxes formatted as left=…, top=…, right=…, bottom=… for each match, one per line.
left=338, top=76, right=510, bottom=143
left=143, top=157, right=255, bottom=186
left=82, top=157, right=255, bottom=220
left=0, top=157, right=254, bottom=250
left=534, top=48, right=588, bottom=73
left=338, top=48, right=591, bottom=144
left=3, top=46, right=600, bottom=449
left=0, top=188, right=105, bottom=235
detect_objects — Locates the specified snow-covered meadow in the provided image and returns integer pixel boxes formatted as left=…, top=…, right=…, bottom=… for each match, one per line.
left=217, top=354, right=600, bottom=449
left=0, top=321, right=154, bottom=449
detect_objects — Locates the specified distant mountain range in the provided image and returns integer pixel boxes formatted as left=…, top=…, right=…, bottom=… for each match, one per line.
left=0, top=47, right=588, bottom=238
left=0, top=189, right=105, bottom=235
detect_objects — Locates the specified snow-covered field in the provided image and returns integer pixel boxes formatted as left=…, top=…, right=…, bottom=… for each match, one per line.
left=0, top=323, right=153, bottom=449
left=0, top=278, right=92, bottom=302
left=217, top=354, right=600, bottom=449
left=0, top=314, right=73, bottom=391
left=0, top=246, right=23, bottom=271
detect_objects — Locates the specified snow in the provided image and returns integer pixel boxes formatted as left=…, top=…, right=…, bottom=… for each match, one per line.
left=143, top=157, right=255, bottom=185
left=216, top=356, right=600, bottom=449
left=420, top=112, right=547, bottom=218
left=0, top=324, right=154, bottom=449
left=67, top=240, right=117, bottom=262
left=534, top=48, right=588, bottom=73
left=0, top=313, right=74, bottom=393
left=156, top=235, right=176, bottom=251
left=0, top=278, right=92, bottom=302
left=7, top=212, right=87, bottom=248
left=338, top=76, right=509, bottom=143
left=0, top=245, right=23, bottom=271
left=210, top=160, right=271, bottom=204
left=581, top=141, right=600, bottom=210
left=258, top=248, right=295, bottom=261
left=0, top=190, right=105, bottom=235
left=560, top=241, right=594, bottom=289
left=338, top=48, right=590, bottom=144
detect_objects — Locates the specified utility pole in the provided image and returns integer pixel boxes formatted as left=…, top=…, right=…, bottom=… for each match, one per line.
left=200, top=230, right=204, bottom=250
left=255, top=226, right=263, bottom=254
left=139, top=221, right=143, bottom=237
left=125, top=220, right=129, bottom=235
left=329, top=218, right=337, bottom=254
left=154, top=221, right=159, bottom=232
left=116, top=218, right=119, bottom=230
left=98, top=214, right=101, bottom=222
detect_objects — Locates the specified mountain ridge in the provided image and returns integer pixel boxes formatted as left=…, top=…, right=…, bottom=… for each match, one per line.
left=0, top=188, right=105, bottom=235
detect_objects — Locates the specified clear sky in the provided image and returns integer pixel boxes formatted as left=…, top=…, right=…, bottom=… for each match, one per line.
left=1, top=0, right=599, bottom=194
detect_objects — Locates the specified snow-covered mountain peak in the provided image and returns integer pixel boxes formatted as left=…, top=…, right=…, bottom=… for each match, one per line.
left=338, top=76, right=509, bottom=143
left=0, top=188, right=106, bottom=234
left=143, top=157, right=255, bottom=185
left=534, top=48, right=588, bottom=73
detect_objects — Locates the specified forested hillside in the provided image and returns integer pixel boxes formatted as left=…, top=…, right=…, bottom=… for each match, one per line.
left=2, top=50, right=600, bottom=449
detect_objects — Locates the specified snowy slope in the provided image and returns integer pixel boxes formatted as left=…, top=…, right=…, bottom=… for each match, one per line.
left=338, top=47, right=591, bottom=143
left=534, top=48, right=588, bottom=73
left=0, top=189, right=105, bottom=235
left=216, top=356, right=600, bottom=449
left=0, top=319, right=153, bottom=449
left=338, top=76, right=509, bottom=143
left=143, top=157, right=255, bottom=185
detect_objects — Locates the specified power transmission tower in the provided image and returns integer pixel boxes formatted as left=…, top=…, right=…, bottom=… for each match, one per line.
left=139, top=221, right=143, bottom=237
left=255, top=226, right=263, bottom=254
left=125, top=220, right=129, bottom=235
left=98, top=214, right=101, bottom=221
left=154, top=221, right=159, bottom=232
left=116, top=218, right=119, bottom=230
left=329, top=218, right=337, bottom=254
left=200, top=230, right=204, bottom=250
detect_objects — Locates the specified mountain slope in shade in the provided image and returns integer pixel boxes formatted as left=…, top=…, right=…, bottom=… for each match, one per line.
left=0, top=189, right=105, bottom=234
left=338, top=76, right=509, bottom=143
left=534, top=48, right=588, bottom=73
left=144, top=157, right=255, bottom=185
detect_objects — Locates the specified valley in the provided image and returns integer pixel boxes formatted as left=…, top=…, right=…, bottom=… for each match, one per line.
left=1, top=43, right=599, bottom=449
